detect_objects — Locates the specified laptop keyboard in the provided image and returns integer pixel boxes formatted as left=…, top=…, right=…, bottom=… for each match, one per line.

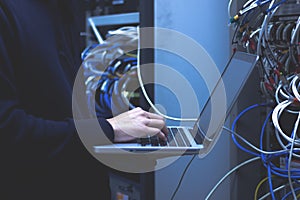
left=137, top=127, right=192, bottom=147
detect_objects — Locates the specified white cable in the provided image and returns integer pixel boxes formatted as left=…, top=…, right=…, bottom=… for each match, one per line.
left=228, top=0, right=233, bottom=18
left=287, top=112, right=300, bottom=199
left=222, top=126, right=297, bottom=155
left=272, top=97, right=300, bottom=157
left=272, top=100, right=300, bottom=146
left=84, top=26, right=197, bottom=121
left=244, top=0, right=256, bottom=9
left=274, top=129, right=289, bottom=153
left=292, top=75, right=300, bottom=102
left=88, top=18, right=104, bottom=44
left=258, top=185, right=286, bottom=200
left=278, top=88, right=289, bottom=101
left=274, top=75, right=299, bottom=114
left=291, top=16, right=300, bottom=44
left=257, top=1, right=279, bottom=56
left=256, top=0, right=276, bottom=56
left=204, top=157, right=260, bottom=200
left=136, top=27, right=198, bottom=121
left=250, top=28, right=262, bottom=39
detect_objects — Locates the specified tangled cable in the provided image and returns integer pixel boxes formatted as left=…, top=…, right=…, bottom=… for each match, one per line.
left=82, top=26, right=139, bottom=117
left=229, top=0, right=300, bottom=199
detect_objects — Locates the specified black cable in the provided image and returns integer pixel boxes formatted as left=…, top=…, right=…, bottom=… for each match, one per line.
left=231, top=23, right=240, bottom=46
left=170, top=155, right=197, bottom=200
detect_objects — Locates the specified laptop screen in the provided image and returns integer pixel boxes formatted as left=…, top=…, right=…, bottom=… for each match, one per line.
left=192, top=51, right=259, bottom=157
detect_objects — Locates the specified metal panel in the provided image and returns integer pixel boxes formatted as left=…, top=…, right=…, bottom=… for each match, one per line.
left=88, top=12, right=139, bottom=26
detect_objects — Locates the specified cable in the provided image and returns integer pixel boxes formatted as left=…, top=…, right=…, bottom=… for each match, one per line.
left=136, top=27, right=198, bottom=122
left=267, top=164, right=276, bottom=200
left=231, top=103, right=265, bottom=156
left=287, top=112, right=300, bottom=199
left=256, top=0, right=276, bottom=56
left=254, top=176, right=274, bottom=200
left=84, top=26, right=199, bottom=120
left=228, top=0, right=234, bottom=19
left=227, top=102, right=300, bottom=179
left=259, top=109, right=273, bottom=155
left=256, top=108, right=300, bottom=183
left=258, top=184, right=286, bottom=200
left=228, top=103, right=300, bottom=156
left=228, top=1, right=300, bottom=199
left=272, top=100, right=300, bottom=146
left=228, top=100, right=300, bottom=196
left=125, top=52, right=137, bottom=58
left=205, top=157, right=260, bottom=200
left=291, top=16, right=300, bottom=45
left=88, top=17, right=104, bottom=44
left=170, top=155, right=196, bottom=200
left=259, top=109, right=281, bottom=198
left=266, top=0, right=287, bottom=13
left=259, top=183, right=300, bottom=200
left=281, top=187, right=300, bottom=200
left=224, top=126, right=294, bottom=155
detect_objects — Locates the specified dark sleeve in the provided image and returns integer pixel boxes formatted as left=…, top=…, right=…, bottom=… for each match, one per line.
left=0, top=4, right=114, bottom=163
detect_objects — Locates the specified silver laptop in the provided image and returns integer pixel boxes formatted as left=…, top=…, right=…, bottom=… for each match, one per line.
left=93, top=51, right=259, bottom=156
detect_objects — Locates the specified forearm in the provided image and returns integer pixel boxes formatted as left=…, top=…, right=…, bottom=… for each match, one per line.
left=0, top=107, right=114, bottom=162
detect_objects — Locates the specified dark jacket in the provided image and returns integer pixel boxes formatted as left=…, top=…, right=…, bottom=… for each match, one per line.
left=0, top=0, right=112, bottom=199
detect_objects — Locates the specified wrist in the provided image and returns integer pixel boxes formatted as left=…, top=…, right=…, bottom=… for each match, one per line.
left=107, top=118, right=134, bottom=143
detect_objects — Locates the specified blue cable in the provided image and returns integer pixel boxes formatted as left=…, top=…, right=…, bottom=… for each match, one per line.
left=260, top=149, right=300, bottom=178
left=268, top=164, right=276, bottom=200
left=231, top=103, right=267, bottom=156
left=230, top=103, right=300, bottom=177
left=260, top=144, right=300, bottom=178
left=104, top=93, right=111, bottom=109
left=258, top=110, right=300, bottom=178
left=257, top=0, right=272, bottom=6
left=123, top=57, right=137, bottom=62
left=269, top=162, right=300, bottom=178
left=257, top=107, right=300, bottom=181
left=260, top=110, right=273, bottom=161
left=266, top=158, right=300, bottom=178
left=281, top=187, right=300, bottom=200
left=266, top=0, right=287, bottom=13
left=231, top=102, right=300, bottom=198
left=81, top=43, right=100, bottom=60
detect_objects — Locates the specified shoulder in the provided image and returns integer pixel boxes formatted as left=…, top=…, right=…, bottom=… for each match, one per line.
left=0, top=0, right=23, bottom=31
left=0, top=0, right=13, bottom=21
left=0, top=0, right=17, bottom=40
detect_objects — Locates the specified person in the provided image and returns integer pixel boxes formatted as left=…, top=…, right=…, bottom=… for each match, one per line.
left=0, top=0, right=167, bottom=199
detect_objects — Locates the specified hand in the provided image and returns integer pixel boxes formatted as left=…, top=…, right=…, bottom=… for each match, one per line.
left=107, top=107, right=168, bottom=143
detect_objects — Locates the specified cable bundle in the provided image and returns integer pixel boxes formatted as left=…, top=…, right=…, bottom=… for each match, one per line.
left=230, top=0, right=300, bottom=97
left=95, top=55, right=139, bottom=116
left=228, top=0, right=300, bottom=199
left=82, top=26, right=139, bottom=117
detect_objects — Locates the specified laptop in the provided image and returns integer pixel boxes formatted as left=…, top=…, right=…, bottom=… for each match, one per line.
left=93, top=51, right=259, bottom=156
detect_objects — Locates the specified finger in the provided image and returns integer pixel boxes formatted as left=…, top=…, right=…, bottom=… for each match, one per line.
left=143, top=116, right=168, bottom=137
left=147, top=112, right=164, bottom=120
left=129, top=107, right=143, bottom=114
left=131, top=108, right=164, bottom=121
left=157, top=131, right=167, bottom=141
left=145, top=114, right=168, bottom=135
left=161, top=125, right=169, bottom=136
left=144, top=118, right=165, bottom=129
left=145, top=127, right=167, bottom=141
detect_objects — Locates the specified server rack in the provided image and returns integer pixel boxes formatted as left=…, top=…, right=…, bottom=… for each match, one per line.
left=84, top=1, right=155, bottom=199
